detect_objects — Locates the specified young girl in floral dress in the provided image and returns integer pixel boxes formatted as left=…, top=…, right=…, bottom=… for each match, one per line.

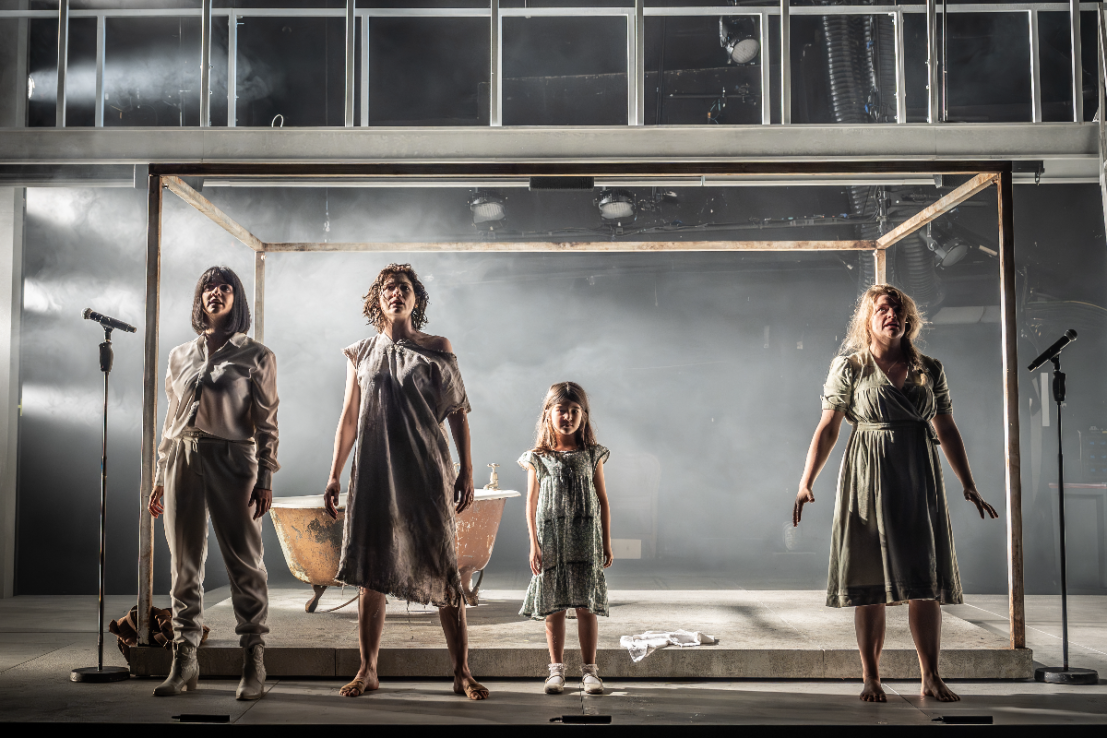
left=518, top=382, right=614, bottom=696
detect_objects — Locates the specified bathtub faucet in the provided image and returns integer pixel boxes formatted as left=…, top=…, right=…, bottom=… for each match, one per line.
left=485, top=463, right=500, bottom=490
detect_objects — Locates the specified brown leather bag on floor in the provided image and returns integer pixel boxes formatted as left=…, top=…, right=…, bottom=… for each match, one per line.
left=109, top=606, right=209, bottom=663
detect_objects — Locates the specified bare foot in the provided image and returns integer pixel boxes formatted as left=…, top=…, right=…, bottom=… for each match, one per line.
left=860, top=677, right=887, bottom=702
left=340, top=670, right=379, bottom=697
left=921, top=673, right=960, bottom=702
left=453, top=673, right=490, bottom=700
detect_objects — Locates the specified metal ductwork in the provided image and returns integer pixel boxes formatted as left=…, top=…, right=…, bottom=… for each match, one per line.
left=820, top=9, right=942, bottom=307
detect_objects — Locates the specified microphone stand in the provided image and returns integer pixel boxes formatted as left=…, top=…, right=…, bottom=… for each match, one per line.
left=1034, top=354, right=1099, bottom=684
left=71, top=325, right=130, bottom=683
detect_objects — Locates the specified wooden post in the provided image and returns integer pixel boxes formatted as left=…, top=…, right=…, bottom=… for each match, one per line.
left=873, top=249, right=887, bottom=284
left=136, top=174, right=162, bottom=646
left=997, top=169, right=1026, bottom=649
left=254, top=251, right=265, bottom=344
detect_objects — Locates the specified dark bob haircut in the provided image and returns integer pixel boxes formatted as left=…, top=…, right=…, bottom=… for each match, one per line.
left=191, top=266, right=252, bottom=335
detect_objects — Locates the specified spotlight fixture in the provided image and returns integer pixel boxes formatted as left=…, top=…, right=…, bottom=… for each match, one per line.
left=719, top=17, right=760, bottom=65
left=596, top=189, right=635, bottom=224
left=469, top=190, right=506, bottom=227
left=923, top=225, right=970, bottom=268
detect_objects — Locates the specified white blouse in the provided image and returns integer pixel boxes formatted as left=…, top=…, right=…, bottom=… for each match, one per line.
left=155, top=332, right=280, bottom=488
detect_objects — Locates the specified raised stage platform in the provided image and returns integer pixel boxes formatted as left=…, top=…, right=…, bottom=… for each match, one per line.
left=129, top=588, right=1032, bottom=680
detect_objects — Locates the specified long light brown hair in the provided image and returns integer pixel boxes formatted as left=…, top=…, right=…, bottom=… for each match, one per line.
left=531, top=381, right=599, bottom=454
left=362, top=263, right=430, bottom=331
left=841, top=284, right=927, bottom=377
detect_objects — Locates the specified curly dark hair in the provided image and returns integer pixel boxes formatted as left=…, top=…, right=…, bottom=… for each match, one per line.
left=362, top=263, right=430, bottom=331
left=191, top=266, right=251, bottom=335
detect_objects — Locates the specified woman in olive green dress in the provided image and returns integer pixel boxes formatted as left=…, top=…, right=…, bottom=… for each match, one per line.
left=793, top=285, right=998, bottom=703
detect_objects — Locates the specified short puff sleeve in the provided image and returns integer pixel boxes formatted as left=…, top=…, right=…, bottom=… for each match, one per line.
left=518, top=450, right=540, bottom=477
left=590, top=444, right=610, bottom=473
left=821, top=356, right=855, bottom=414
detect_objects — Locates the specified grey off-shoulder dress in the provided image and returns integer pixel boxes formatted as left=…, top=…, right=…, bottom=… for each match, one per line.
left=518, top=446, right=610, bottom=619
left=335, top=334, right=471, bottom=607
left=822, top=350, right=963, bottom=608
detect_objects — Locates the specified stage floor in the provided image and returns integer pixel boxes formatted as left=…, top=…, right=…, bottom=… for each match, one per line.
left=128, top=588, right=1033, bottom=679
left=2, top=592, right=1105, bottom=726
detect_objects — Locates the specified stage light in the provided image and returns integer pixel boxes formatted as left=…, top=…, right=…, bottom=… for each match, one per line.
left=596, top=189, right=635, bottom=223
left=923, top=226, right=970, bottom=268
left=719, top=17, right=760, bottom=65
left=469, top=190, right=506, bottom=226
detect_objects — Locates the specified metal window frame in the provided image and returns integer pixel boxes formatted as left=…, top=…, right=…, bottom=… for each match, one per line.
left=10, top=3, right=1097, bottom=130
left=131, top=159, right=1025, bottom=656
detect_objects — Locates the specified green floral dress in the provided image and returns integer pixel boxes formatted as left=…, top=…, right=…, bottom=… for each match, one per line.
left=518, top=446, right=610, bottom=619
left=822, top=349, right=963, bottom=608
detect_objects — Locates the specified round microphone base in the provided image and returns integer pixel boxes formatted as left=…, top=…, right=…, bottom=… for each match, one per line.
left=70, top=666, right=130, bottom=683
left=1034, top=666, right=1099, bottom=685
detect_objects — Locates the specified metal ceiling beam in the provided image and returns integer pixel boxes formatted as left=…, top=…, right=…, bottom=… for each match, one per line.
left=263, top=240, right=877, bottom=253
left=0, top=124, right=1093, bottom=166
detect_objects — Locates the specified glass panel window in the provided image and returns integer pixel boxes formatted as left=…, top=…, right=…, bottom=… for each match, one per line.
left=234, top=16, right=344, bottom=127
left=366, top=17, right=489, bottom=126
left=502, top=15, right=628, bottom=126
left=644, top=14, right=766, bottom=126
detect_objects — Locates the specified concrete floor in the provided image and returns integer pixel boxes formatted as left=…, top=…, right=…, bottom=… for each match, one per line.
left=126, top=587, right=1031, bottom=679
left=1, top=590, right=1104, bottom=725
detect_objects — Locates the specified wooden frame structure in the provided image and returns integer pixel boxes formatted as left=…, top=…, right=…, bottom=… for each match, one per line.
left=138, top=161, right=1025, bottom=655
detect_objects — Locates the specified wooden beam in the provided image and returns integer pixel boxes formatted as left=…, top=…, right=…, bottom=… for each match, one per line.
left=998, top=170, right=1026, bottom=650
left=873, top=249, right=887, bottom=284
left=263, top=240, right=878, bottom=253
left=137, top=173, right=161, bottom=648
left=875, top=172, right=999, bottom=250
left=254, top=251, right=265, bottom=344
left=163, top=175, right=264, bottom=253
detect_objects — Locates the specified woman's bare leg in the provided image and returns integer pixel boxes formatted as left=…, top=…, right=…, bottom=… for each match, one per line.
left=909, top=600, right=959, bottom=701
left=575, top=608, right=598, bottom=664
left=439, top=604, right=489, bottom=700
left=855, top=603, right=887, bottom=702
left=341, top=588, right=385, bottom=696
left=545, top=610, right=566, bottom=663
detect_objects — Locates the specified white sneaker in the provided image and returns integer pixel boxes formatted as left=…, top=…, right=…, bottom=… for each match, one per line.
left=544, top=663, right=566, bottom=694
left=581, top=663, right=604, bottom=695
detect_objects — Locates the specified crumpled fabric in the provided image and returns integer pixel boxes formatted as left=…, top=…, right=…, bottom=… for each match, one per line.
left=619, top=629, right=716, bottom=662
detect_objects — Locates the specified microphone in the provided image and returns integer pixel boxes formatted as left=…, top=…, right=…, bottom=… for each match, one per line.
left=1027, top=329, right=1077, bottom=372
left=83, top=308, right=137, bottom=333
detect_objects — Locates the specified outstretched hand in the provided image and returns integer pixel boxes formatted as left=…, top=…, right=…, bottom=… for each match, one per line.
left=454, top=467, right=475, bottom=514
left=964, top=487, right=999, bottom=520
left=793, top=487, right=815, bottom=527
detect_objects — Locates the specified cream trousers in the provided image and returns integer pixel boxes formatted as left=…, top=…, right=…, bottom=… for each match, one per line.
left=164, top=434, right=269, bottom=648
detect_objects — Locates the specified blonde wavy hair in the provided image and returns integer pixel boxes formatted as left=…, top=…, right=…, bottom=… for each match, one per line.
left=841, top=284, right=927, bottom=377
left=531, top=381, right=599, bottom=454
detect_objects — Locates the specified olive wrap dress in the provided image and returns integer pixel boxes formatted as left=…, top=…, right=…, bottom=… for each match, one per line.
left=518, top=446, right=611, bottom=619
left=335, top=334, right=471, bottom=608
left=822, top=349, right=964, bottom=608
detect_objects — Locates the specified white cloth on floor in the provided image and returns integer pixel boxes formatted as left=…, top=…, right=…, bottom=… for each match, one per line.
left=619, top=629, right=716, bottom=662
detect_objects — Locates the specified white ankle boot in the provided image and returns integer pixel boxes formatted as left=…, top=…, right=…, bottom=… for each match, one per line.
left=545, top=663, right=566, bottom=694
left=236, top=644, right=266, bottom=700
left=153, top=642, right=199, bottom=696
left=581, top=664, right=604, bottom=695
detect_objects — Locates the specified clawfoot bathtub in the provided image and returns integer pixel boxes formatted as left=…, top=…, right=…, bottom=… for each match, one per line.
left=270, top=489, right=520, bottom=612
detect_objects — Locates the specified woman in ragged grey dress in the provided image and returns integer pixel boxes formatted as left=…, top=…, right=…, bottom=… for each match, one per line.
left=793, top=284, right=998, bottom=704
left=323, top=263, right=487, bottom=701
